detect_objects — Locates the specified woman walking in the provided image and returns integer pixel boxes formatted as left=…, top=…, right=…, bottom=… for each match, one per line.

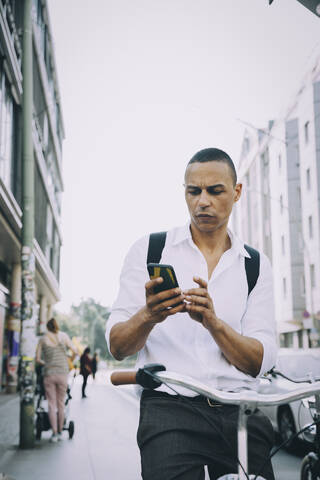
left=36, top=318, right=78, bottom=442
left=80, top=347, right=92, bottom=398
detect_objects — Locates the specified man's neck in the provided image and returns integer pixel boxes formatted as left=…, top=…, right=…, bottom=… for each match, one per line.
left=190, top=222, right=231, bottom=255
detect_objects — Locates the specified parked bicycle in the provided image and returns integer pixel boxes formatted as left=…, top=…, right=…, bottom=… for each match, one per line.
left=111, top=364, right=320, bottom=480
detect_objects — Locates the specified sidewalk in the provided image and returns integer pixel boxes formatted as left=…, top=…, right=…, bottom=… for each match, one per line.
left=0, top=370, right=141, bottom=480
left=0, top=391, right=19, bottom=460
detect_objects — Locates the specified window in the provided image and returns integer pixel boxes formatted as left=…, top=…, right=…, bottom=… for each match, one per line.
left=284, top=332, right=293, bottom=348
left=245, top=172, right=250, bottom=188
left=45, top=205, right=53, bottom=262
left=304, top=121, right=309, bottom=144
left=310, top=265, right=315, bottom=288
left=297, top=187, right=302, bottom=207
left=0, top=74, right=15, bottom=188
left=280, top=195, right=283, bottom=214
left=301, top=275, right=305, bottom=295
left=278, top=154, right=282, bottom=171
left=306, top=168, right=311, bottom=190
left=281, top=235, right=285, bottom=255
left=43, top=113, right=48, bottom=149
left=308, top=215, right=313, bottom=238
left=243, top=137, right=250, bottom=155
left=283, top=277, right=287, bottom=298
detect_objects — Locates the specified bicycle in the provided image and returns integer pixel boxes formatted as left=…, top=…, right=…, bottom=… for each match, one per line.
left=267, top=369, right=320, bottom=480
left=111, top=364, right=320, bottom=480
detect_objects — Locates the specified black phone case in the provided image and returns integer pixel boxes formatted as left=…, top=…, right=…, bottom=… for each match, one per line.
left=147, top=263, right=179, bottom=293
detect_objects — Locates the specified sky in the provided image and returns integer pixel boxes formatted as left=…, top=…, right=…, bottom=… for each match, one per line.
left=46, top=0, right=320, bottom=312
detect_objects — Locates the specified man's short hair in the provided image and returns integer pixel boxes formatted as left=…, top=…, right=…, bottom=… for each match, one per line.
left=187, top=148, right=237, bottom=186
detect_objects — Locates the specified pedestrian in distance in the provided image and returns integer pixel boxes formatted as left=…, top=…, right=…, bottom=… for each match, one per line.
left=106, top=148, right=278, bottom=480
left=91, top=352, right=98, bottom=380
left=80, top=347, right=92, bottom=398
left=36, top=317, right=78, bottom=443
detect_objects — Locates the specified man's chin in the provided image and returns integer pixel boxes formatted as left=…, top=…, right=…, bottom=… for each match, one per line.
left=192, top=219, right=225, bottom=234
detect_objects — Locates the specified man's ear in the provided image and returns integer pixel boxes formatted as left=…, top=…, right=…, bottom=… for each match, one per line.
left=234, top=183, right=242, bottom=203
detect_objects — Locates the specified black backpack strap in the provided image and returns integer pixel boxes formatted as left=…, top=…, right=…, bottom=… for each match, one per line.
left=244, top=244, right=260, bottom=297
left=147, top=232, right=167, bottom=264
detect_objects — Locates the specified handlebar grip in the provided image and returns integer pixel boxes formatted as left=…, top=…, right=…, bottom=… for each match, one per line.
left=110, top=371, right=137, bottom=386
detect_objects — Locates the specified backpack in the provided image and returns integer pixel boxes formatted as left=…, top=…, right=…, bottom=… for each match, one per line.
left=147, top=231, right=260, bottom=297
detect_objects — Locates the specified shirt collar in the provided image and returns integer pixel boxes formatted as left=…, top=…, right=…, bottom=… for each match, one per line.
left=172, top=222, right=250, bottom=258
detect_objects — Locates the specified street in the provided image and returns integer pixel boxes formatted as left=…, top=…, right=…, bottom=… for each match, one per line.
left=0, top=369, right=308, bottom=479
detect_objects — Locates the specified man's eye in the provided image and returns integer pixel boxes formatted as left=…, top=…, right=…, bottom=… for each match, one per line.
left=207, top=189, right=224, bottom=195
left=188, top=189, right=201, bottom=195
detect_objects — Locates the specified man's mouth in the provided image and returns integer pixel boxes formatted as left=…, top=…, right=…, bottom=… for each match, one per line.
left=195, top=214, right=216, bottom=221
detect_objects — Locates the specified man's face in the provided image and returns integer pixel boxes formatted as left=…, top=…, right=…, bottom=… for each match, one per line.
left=184, top=161, right=242, bottom=234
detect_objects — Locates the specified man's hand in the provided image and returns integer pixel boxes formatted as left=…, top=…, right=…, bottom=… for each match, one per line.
left=183, top=277, right=218, bottom=330
left=143, top=277, right=185, bottom=325
left=110, top=278, right=185, bottom=360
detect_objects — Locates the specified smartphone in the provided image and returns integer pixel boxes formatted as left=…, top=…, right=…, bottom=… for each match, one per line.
left=147, top=263, right=179, bottom=294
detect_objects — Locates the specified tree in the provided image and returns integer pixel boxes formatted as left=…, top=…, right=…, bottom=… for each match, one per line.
left=71, top=298, right=111, bottom=358
left=54, top=311, right=81, bottom=339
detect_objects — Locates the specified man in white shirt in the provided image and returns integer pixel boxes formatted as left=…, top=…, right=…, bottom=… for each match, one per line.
left=106, top=148, right=277, bottom=480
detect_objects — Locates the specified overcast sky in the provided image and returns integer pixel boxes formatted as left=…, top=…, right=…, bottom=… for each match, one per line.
left=47, top=0, right=320, bottom=312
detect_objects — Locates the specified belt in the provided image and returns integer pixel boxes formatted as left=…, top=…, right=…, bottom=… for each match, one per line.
left=141, top=389, right=225, bottom=407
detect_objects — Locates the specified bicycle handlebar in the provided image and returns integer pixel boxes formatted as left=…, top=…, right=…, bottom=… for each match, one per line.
left=111, top=368, right=320, bottom=408
left=110, top=371, right=137, bottom=385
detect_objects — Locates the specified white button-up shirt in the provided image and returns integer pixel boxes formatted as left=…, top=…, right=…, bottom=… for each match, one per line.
left=106, top=223, right=277, bottom=394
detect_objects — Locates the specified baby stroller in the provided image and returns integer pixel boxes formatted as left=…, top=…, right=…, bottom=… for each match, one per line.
left=35, top=364, right=75, bottom=440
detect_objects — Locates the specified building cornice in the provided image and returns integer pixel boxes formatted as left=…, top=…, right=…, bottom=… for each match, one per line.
left=0, top=176, right=22, bottom=234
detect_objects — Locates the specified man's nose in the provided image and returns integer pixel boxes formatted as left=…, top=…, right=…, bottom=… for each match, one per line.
left=198, top=190, right=210, bottom=207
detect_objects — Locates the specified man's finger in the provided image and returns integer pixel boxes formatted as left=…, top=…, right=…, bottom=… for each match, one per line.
left=183, top=287, right=208, bottom=297
left=185, top=303, right=205, bottom=314
left=193, top=276, right=208, bottom=288
left=153, top=295, right=185, bottom=312
left=166, top=302, right=186, bottom=316
left=184, top=295, right=210, bottom=307
left=145, top=277, right=163, bottom=294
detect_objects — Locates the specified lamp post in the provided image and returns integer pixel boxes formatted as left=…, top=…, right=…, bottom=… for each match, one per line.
left=20, top=0, right=37, bottom=448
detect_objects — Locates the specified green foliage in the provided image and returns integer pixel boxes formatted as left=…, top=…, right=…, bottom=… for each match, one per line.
left=54, top=311, right=81, bottom=339
left=55, top=298, right=111, bottom=359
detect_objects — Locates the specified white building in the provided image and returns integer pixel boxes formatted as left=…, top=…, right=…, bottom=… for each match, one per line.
left=0, top=0, right=65, bottom=391
left=232, top=52, right=320, bottom=348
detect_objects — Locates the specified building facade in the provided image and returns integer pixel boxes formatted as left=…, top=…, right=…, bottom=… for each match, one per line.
left=232, top=53, right=320, bottom=349
left=0, top=0, right=64, bottom=391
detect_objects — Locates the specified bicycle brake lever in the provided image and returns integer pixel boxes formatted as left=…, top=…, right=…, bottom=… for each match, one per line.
left=136, top=363, right=166, bottom=389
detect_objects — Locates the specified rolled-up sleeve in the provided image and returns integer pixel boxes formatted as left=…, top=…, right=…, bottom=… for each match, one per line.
left=241, top=253, right=278, bottom=376
left=105, top=235, right=149, bottom=356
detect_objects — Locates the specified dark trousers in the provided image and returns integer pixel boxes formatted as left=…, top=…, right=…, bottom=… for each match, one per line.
left=137, top=390, right=275, bottom=480
left=81, top=374, right=89, bottom=397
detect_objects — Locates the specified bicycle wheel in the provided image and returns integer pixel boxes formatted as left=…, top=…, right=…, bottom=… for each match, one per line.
left=68, top=420, right=75, bottom=439
left=300, top=456, right=320, bottom=480
left=35, top=416, right=42, bottom=441
left=278, top=406, right=296, bottom=450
